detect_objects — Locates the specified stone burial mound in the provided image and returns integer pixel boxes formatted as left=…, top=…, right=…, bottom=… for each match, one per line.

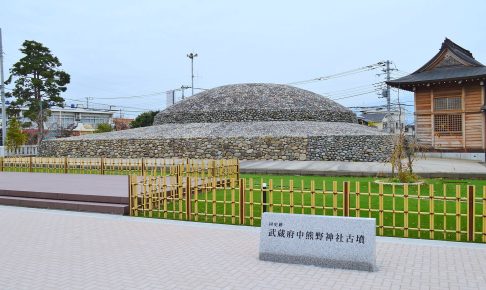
left=40, top=83, right=393, bottom=161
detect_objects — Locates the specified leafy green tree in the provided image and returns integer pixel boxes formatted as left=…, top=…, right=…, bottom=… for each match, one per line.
left=94, top=123, right=113, bottom=133
left=5, top=40, right=70, bottom=144
left=130, top=111, right=159, bottom=128
left=5, top=118, right=27, bottom=151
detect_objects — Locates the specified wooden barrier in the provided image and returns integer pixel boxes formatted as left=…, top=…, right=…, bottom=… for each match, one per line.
left=129, top=176, right=485, bottom=243
left=0, top=157, right=239, bottom=180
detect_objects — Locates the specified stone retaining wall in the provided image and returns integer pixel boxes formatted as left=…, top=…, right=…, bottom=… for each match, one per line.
left=39, top=135, right=394, bottom=162
left=154, top=109, right=357, bottom=124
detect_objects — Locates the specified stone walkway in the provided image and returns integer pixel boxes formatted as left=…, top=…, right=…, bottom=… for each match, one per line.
left=0, top=205, right=485, bottom=290
left=241, top=157, right=486, bottom=179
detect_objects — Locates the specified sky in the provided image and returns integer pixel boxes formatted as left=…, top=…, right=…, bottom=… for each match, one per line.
left=2, top=0, right=486, bottom=121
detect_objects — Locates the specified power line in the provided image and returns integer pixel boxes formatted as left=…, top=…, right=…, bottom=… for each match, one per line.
left=64, top=98, right=153, bottom=111
left=322, top=82, right=383, bottom=96
left=330, top=89, right=380, bottom=101
left=286, top=62, right=385, bottom=86
left=95, top=91, right=166, bottom=100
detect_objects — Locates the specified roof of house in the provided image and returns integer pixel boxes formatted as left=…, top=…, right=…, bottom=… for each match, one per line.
left=387, top=38, right=486, bottom=90
left=361, top=112, right=386, bottom=122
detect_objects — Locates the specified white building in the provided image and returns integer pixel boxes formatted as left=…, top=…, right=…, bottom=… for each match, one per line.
left=17, top=105, right=117, bottom=136
left=361, top=108, right=406, bottom=133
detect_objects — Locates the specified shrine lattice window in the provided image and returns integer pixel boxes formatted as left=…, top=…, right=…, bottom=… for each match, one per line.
left=434, top=114, right=462, bottom=135
left=434, top=96, right=461, bottom=111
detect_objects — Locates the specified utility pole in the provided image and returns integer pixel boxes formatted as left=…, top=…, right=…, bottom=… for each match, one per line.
left=85, top=97, right=93, bottom=109
left=0, top=28, right=6, bottom=146
left=385, top=60, right=391, bottom=113
left=381, top=60, right=396, bottom=132
left=186, top=52, right=198, bottom=96
left=180, top=85, right=190, bottom=100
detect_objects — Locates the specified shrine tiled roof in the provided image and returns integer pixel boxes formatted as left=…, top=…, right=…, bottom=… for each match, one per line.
left=387, top=38, right=486, bottom=89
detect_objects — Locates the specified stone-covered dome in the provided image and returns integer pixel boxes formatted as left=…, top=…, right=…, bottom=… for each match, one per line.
left=154, top=83, right=357, bottom=124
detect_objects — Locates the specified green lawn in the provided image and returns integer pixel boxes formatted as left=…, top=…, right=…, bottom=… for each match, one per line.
left=138, top=174, right=486, bottom=243
left=2, top=165, right=484, bottom=243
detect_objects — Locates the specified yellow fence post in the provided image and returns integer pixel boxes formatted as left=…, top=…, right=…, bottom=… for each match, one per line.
left=310, top=180, right=316, bottom=216
left=269, top=179, right=273, bottom=213
left=212, top=177, right=217, bottom=223
left=289, top=179, right=294, bottom=215
left=236, top=159, right=240, bottom=182
left=231, top=178, right=236, bottom=225
left=378, top=183, right=384, bottom=236
left=148, top=176, right=153, bottom=218
left=100, top=157, right=105, bottom=175
left=29, top=156, right=33, bottom=173
left=129, top=175, right=139, bottom=216
left=343, top=181, right=350, bottom=217
left=404, top=184, right=409, bottom=238
left=239, top=178, right=245, bottom=225
left=355, top=181, right=360, bottom=218
left=193, top=176, right=198, bottom=221
left=128, top=175, right=132, bottom=215
left=467, top=185, right=475, bottom=242
left=64, top=157, right=68, bottom=174
left=186, top=176, right=191, bottom=221
left=178, top=171, right=183, bottom=220
left=249, top=178, right=254, bottom=225
left=429, top=184, right=435, bottom=240
left=0, top=156, right=3, bottom=172
left=455, top=185, right=461, bottom=241
left=141, top=158, right=146, bottom=176
left=332, top=181, right=338, bottom=216
left=483, top=186, right=486, bottom=243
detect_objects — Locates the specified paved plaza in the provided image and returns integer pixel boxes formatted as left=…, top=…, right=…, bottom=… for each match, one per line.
left=0, top=205, right=485, bottom=290
left=241, top=157, right=486, bottom=179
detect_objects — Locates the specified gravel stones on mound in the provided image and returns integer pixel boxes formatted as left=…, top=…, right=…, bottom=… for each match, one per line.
left=53, top=121, right=388, bottom=140
left=153, top=83, right=357, bottom=124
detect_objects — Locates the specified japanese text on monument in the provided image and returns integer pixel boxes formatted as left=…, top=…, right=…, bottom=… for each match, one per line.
left=267, top=221, right=366, bottom=244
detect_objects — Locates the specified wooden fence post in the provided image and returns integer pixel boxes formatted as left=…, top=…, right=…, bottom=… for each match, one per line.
left=100, top=157, right=105, bottom=175
left=467, top=185, right=475, bottom=242
left=129, top=175, right=139, bottom=216
left=483, top=186, right=486, bottom=243
left=378, top=183, right=384, bottom=236
left=236, top=159, right=240, bottom=182
left=262, top=182, right=267, bottom=213
left=211, top=160, right=216, bottom=178
left=141, top=158, right=145, bottom=176
left=429, top=184, right=435, bottom=240
left=29, top=156, right=33, bottom=173
left=64, top=157, right=68, bottom=174
left=186, top=176, right=191, bottom=221
left=239, top=178, right=245, bottom=225
left=0, top=156, right=3, bottom=172
left=343, top=181, right=350, bottom=217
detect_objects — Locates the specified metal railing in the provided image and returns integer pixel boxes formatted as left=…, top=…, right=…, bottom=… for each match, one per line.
left=0, top=145, right=38, bottom=157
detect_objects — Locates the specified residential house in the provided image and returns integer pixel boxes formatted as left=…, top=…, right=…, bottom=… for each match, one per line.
left=17, top=105, right=117, bottom=137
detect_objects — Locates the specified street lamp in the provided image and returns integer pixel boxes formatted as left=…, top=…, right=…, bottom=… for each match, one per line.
left=186, top=52, right=198, bottom=96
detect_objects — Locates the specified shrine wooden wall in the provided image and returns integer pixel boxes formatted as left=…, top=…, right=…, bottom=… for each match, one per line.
left=414, top=84, right=485, bottom=151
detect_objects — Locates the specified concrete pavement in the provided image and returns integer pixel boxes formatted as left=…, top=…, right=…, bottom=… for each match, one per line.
left=0, top=205, right=485, bottom=289
left=240, top=157, right=486, bottom=179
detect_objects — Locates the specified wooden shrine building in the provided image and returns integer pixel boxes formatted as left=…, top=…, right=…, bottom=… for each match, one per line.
left=388, top=38, right=486, bottom=152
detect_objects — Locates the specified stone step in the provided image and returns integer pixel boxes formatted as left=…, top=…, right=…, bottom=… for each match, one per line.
left=0, top=195, right=128, bottom=215
left=0, top=189, right=128, bottom=204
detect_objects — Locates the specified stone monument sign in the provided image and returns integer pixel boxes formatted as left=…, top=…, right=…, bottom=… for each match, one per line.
left=259, top=212, right=377, bottom=271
